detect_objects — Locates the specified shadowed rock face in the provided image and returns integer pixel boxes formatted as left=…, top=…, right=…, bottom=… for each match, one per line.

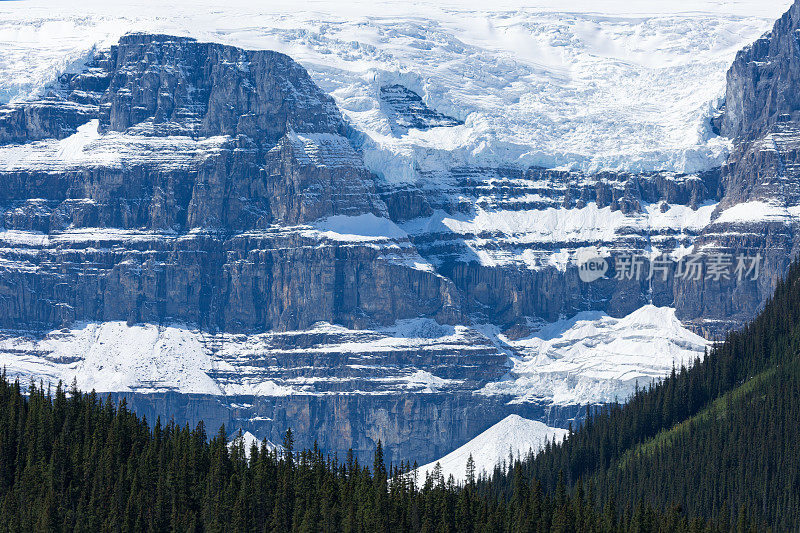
left=719, top=0, right=800, bottom=211
left=379, top=84, right=463, bottom=133
left=3, top=13, right=800, bottom=464
left=105, top=391, right=585, bottom=464
left=101, top=34, right=346, bottom=142
left=381, top=166, right=728, bottom=328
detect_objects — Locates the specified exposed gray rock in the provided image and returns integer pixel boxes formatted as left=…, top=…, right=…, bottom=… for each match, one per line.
left=379, top=84, right=463, bottom=133
left=721, top=1, right=800, bottom=141
left=107, top=390, right=584, bottom=465
left=670, top=0, right=800, bottom=332
left=102, top=34, right=345, bottom=141
left=0, top=34, right=459, bottom=334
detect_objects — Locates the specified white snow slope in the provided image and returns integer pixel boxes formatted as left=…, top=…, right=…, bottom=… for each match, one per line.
left=0, top=322, right=221, bottom=395
left=0, top=319, right=477, bottom=396
left=0, top=0, right=792, bottom=179
left=480, top=305, right=708, bottom=405
left=0, top=305, right=707, bottom=406
left=228, top=431, right=282, bottom=458
left=415, top=415, right=568, bottom=484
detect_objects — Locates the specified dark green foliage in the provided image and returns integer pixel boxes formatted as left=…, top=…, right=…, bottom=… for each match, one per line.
left=495, top=259, right=800, bottom=530
left=0, top=372, right=703, bottom=532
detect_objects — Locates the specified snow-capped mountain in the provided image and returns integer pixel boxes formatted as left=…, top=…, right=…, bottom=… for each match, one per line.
left=415, top=415, right=568, bottom=484
left=0, top=0, right=799, bottom=466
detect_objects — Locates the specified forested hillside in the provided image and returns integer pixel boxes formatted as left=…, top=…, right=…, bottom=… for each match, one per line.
left=5, top=259, right=800, bottom=531
left=0, top=373, right=714, bottom=532
left=489, top=260, right=800, bottom=529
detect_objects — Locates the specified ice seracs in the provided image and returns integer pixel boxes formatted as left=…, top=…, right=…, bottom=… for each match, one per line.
left=0, top=0, right=792, bottom=177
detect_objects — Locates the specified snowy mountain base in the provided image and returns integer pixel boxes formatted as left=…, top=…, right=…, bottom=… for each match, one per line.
left=0, top=0, right=788, bottom=466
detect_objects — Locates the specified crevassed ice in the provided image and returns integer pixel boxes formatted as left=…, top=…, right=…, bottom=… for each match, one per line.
left=0, top=0, right=791, bottom=176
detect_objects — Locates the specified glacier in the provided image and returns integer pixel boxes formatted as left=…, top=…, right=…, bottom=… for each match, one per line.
left=0, top=0, right=792, bottom=178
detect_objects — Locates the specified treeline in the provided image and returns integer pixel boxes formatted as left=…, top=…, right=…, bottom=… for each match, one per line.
left=0, top=373, right=713, bottom=532
left=491, top=260, right=800, bottom=529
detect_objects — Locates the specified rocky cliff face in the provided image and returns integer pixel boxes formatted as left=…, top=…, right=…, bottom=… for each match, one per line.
left=0, top=34, right=459, bottom=334
left=2, top=16, right=800, bottom=464
left=379, top=84, right=463, bottom=134
left=721, top=2, right=800, bottom=142
left=384, top=166, right=724, bottom=326
left=670, top=0, right=800, bottom=333
left=0, top=34, right=496, bottom=463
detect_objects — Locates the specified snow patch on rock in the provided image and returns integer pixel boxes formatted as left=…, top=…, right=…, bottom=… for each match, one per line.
left=312, top=213, right=408, bottom=241
left=714, top=200, right=800, bottom=224
left=480, top=305, right=708, bottom=405
left=0, top=321, right=220, bottom=394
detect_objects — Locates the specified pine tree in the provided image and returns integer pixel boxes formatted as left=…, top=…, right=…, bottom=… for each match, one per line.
left=466, top=454, right=476, bottom=487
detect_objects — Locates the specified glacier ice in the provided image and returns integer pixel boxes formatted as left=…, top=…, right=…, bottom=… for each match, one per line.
left=0, top=0, right=791, bottom=178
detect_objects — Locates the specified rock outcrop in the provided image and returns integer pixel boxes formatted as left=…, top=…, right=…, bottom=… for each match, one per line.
left=0, top=34, right=489, bottom=463
left=721, top=2, right=800, bottom=142
left=379, top=84, right=463, bottom=133
left=669, top=0, right=800, bottom=333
